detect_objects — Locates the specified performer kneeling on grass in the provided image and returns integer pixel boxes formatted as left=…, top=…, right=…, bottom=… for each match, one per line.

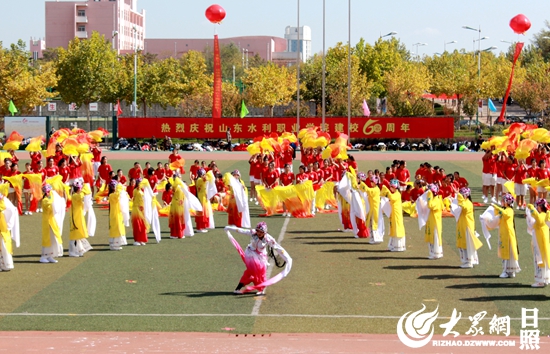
left=493, top=193, right=521, bottom=278
left=526, top=199, right=550, bottom=288
left=225, top=222, right=292, bottom=296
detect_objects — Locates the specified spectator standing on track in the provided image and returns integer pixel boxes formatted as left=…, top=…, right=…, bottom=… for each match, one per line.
left=226, top=128, right=232, bottom=151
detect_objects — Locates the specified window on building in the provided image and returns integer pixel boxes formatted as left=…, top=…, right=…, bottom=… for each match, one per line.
left=77, top=9, right=85, bottom=17
left=78, top=25, right=86, bottom=32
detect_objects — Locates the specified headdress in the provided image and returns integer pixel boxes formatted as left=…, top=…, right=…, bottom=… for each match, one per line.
left=459, top=187, right=470, bottom=198
left=255, top=221, right=268, bottom=233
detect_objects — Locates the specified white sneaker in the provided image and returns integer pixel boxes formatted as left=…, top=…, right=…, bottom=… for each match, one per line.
left=233, top=289, right=243, bottom=294
left=250, top=198, right=253, bottom=202
left=531, top=282, right=546, bottom=288
left=286, top=213, right=291, bottom=217
left=499, top=272, right=509, bottom=278
left=482, top=196, right=488, bottom=204
left=508, top=272, right=515, bottom=278
left=28, top=211, right=33, bottom=215
left=460, top=263, right=473, bottom=269
left=133, top=242, right=141, bottom=246
left=516, top=205, right=521, bottom=210
left=256, top=290, right=265, bottom=296
left=24, top=211, right=28, bottom=215
left=140, top=242, right=147, bottom=245
left=491, top=197, right=497, bottom=203
left=47, top=257, right=58, bottom=263
left=39, top=257, right=50, bottom=263
left=255, top=201, right=259, bottom=205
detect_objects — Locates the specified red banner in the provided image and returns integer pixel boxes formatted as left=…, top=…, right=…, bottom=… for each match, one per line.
left=498, top=42, right=524, bottom=123
left=118, top=117, right=454, bottom=139
left=212, top=35, right=222, bottom=119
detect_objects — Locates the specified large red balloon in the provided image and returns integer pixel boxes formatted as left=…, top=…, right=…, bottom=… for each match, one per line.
left=510, top=14, right=531, bottom=34
left=205, top=4, right=226, bottom=24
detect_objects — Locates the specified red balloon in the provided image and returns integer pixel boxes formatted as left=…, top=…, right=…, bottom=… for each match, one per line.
left=510, top=14, right=531, bottom=34
left=205, top=4, right=226, bottom=24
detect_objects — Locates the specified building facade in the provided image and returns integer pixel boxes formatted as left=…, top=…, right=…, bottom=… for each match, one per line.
left=144, top=36, right=287, bottom=61
left=284, top=25, right=312, bottom=62
left=44, top=0, right=145, bottom=56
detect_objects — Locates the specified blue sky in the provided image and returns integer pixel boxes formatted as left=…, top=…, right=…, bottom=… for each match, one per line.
left=3, top=0, right=550, bottom=57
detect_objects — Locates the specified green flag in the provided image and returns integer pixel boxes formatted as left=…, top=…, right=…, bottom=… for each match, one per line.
left=8, top=100, right=18, bottom=116
left=240, top=100, right=249, bottom=118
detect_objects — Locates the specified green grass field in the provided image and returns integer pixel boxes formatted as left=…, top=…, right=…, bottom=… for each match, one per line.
left=0, top=157, right=549, bottom=336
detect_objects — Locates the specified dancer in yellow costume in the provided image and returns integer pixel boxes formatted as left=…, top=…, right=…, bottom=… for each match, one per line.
left=359, top=176, right=383, bottom=244
left=108, top=180, right=129, bottom=250
left=526, top=198, right=550, bottom=287
left=68, top=181, right=93, bottom=257
left=0, top=194, right=20, bottom=271
left=454, top=187, right=483, bottom=268
left=381, top=179, right=406, bottom=252
left=40, top=184, right=65, bottom=263
left=424, top=184, right=444, bottom=259
left=492, top=193, right=520, bottom=278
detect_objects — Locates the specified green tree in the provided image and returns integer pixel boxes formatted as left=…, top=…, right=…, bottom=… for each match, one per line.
left=355, top=37, right=409, bottom=98
left=0, top=40, right=57, bottom=116
left=424, top=51, right=477, bottom=118
left=384, top=61, right=432, bottom=116
left=164, top=51, right=212, bottom=115
left=532, top=20, right=550, bottom=62
left=513, top=56, right=550, bottom=115
left=204, top=42, right=248, bottom=83
left=56, top=31, right=120, bottom=129
left=221, top=81, right=241, bottom=117
left=301, top=43, right=371, bottom=116
left=242, top=62, right=296, bottom=116
left=119, top=53, right=167, bottom=117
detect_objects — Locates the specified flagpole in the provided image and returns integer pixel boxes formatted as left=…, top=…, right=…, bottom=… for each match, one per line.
left=321, top=0, right=326, bottom=132
left=296, top=0, right=301, bottom=137
left=347, top=0, right=351, bottom=137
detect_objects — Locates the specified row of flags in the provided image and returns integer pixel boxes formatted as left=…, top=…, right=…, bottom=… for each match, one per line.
left=4, top=97, right=498, bottom=119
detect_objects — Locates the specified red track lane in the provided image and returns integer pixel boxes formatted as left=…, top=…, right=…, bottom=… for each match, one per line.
left=0, top=332, right=535, bottom=353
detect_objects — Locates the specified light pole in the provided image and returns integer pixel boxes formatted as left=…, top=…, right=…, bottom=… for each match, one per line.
left=380, top=31, right=397, bottom=39
left=111, top=30, right=118, bottom=52
left=444, top=40, right=457, bottom=52
left=133, top=26, right=137, bottom=117
left=463, top=25, right=484, bottom=124
left=412, top=43, right=427, bottom=60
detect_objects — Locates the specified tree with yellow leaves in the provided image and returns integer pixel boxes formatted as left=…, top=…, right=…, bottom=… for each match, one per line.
left=0, top=40, right=57, bottom=116
left=242, top=62, right=296, bottom=117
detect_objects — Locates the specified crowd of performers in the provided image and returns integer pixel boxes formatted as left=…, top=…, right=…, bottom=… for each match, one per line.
left=0, top=129, right=291, bottom=295
left=2, top=124, right=550, bottom=291
left=239, top=126, right=550, bottom=289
